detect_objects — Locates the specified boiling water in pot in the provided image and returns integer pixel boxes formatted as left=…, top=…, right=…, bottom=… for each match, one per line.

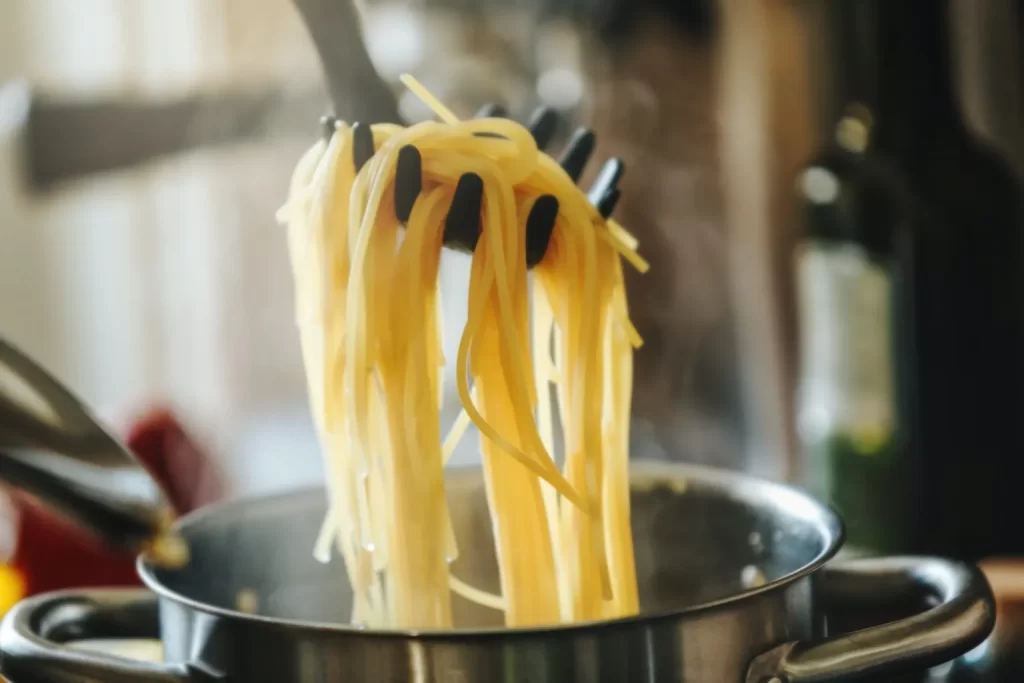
left=149, top=468, right=829, bottom=629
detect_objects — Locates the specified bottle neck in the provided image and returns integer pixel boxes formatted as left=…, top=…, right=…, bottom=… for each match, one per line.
left=829, top=0, right=965, bottom=156
left=871, top=0, right=965, bottom=148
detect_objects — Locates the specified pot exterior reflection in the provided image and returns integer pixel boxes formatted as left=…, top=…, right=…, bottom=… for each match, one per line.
left=157, top=576, right=817, bottom=682
left=0, top=462, right=993, bottom=683
left=145, top=461, right=834, bottom=682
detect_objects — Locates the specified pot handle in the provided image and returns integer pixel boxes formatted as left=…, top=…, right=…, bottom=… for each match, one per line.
left=0, top=588, right=206, bottom=683
left=746, top=556, right=995, bottom=683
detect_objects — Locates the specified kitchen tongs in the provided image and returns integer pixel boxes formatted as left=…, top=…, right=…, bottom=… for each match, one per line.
left=0, top=338, right=185, bottom=565
left=291, top=0, right=625, bottom=269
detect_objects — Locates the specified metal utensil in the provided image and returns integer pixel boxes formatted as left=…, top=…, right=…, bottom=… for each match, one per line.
left=0, top=337, right=184, bottom=564
left=316, top=102, right=625, bottom=270
left=0, top=461, right=994, bottom=682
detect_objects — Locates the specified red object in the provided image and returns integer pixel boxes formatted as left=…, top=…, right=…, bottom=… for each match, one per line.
left=9, top=498, right=139, bottom=594
left=7, top=408, right=224, bottom=595
left=127, top=408, right=224, bottom=514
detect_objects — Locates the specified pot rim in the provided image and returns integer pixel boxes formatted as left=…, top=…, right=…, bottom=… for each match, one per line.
left=137, top=460, right=844, bottom=639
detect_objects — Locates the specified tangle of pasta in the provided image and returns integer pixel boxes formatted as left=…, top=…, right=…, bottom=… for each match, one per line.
left=277, top=76, right=648, bottom=629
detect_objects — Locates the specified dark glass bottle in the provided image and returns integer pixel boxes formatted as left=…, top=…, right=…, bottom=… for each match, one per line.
left=798, top=0, right=1024, bottom=561
left=795, top=108, right=916, bottom=556
left=869, top=0, right=1024, bottom=561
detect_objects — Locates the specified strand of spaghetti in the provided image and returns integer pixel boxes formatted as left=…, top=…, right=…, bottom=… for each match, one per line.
left=602, top=258, right=639, bottom=615
left=626, top=320, right=644, bottom=349
left=277, top=139, right=325, bottom=225
left=457, top=320, right=586, bottom=507
left=312, top=501, right=336, bottom=564
left=293, top=135, right=338, bottom=327
left=286, top=136, right=363, bottom=602
left=535, top=237, right=586, bottom=619
left=406, top=181, right=456, bottom=591
left=366, top=379, right=392, bottom=621
left=343, top=136, right=402, bottom=623
left=478, top=168, right=560, bottom=474
left=573, top=212, right=615, bottom=601
left=597, top=227, right=650, bottom=273
left=476, top=285, right=559, bottom=625
left=483, top=172, right=562, bottom=624
left=530, top=265, right=567, bottom=620
left=454, top=246, right=589, bottom=510
left=343, top=142, right=398, bottom=474
left=591, top=255, right=638, bottom=616
left=449, top=575, right=507, bottom=612
left=400, top=74, right=461, bottom=125
left=607, top=218, right=639, bottom=250
left=322, top=127, right=357, bottom=430
left=551, top=229, right=604, bottom=620
left=414, top=193, right=462, bottom=567
left=358, top=228, right=396, bottom=605
left=378, top=170, right=452, bottom=627
left=359, top=201, right=399, bottom=558
left=442, top=408, right=472, bottom=464
left=284, top=129, right=377, bottom=627
left=470, top=207, right=564, bottom=491
left=436, top=252, right=447, bottom=406
left=553, top=215, right=613, bottom=615
left=366, top=385, right=391, bottom=574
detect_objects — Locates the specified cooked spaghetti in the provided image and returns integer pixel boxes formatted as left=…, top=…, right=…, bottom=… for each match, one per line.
left=277, top=75, right=648, bottom=629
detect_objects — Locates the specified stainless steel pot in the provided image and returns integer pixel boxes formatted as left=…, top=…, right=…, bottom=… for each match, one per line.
left=0, top=461, right=994, bottom=682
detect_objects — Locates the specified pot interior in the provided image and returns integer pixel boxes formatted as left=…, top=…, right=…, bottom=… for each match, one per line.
left=145, top=461, right=840, bottom=629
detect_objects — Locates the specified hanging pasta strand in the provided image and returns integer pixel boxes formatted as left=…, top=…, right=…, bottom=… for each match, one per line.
left=278, top=75, right=646, bottom=629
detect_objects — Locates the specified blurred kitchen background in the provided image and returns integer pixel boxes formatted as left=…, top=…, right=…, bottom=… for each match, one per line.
left=0, top=0, right=759, bottom=498
left=1, top=0, right=1023, bottom=545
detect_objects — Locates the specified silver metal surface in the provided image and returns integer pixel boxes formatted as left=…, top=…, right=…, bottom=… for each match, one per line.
left=747, top=558, right=995, bottom=682
left=0, top=462, right=995, bottom=682
left=0, top=337, right=176, bottom=553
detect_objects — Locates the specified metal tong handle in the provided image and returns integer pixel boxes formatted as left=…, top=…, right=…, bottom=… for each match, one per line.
left=0, top=339, right=130, bottom=464
left=747, top=556, right=995, bottom=682
left=0, top=588, right=202, bottom=683
left=0, top=338, right=181, bottom=560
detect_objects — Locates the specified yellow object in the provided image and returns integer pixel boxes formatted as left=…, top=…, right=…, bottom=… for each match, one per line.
left=277, top=76, right=644, bottom=629
left=0, top=565, right=26, bottom=617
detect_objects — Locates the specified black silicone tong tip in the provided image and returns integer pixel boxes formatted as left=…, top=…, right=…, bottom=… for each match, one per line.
left=394, top=145, right=422, bottom=223
left=320, top=114, right=337, bottom=141
left=526, top=195, right=560, bottom=268
left=444, top=173, right=484, bottom=253
left=587, top=158, right=626, bottom=218
left=596, top=188, right=622, bottom=218
left=328, top=106, right=612, bottom=266
left=559, top=128, right=596, bottom=183
left=587, top=159, right=624, bottom=204
left=352, top=121, right=375, bottom=172
left=527, top=107, right=559, bottom=150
